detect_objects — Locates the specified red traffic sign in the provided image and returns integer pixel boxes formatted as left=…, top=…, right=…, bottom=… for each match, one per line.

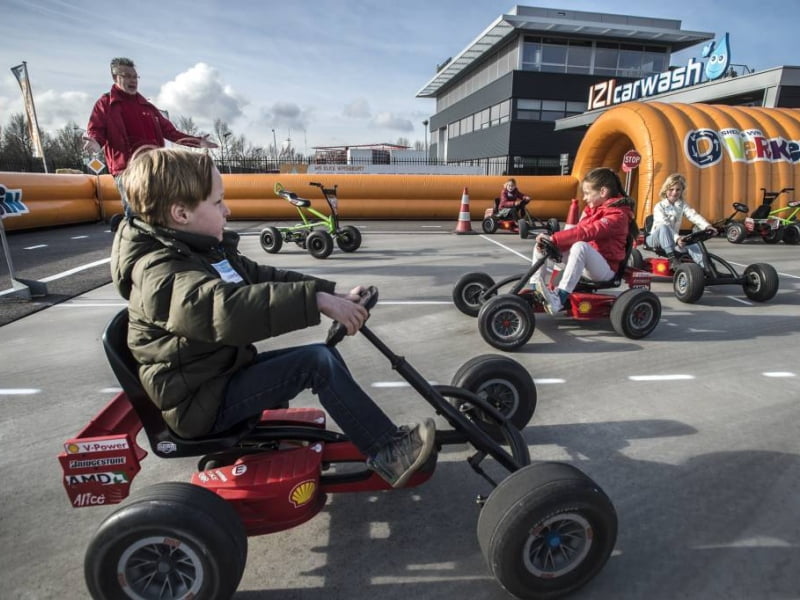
left=622, top=149, right=641, bottom=173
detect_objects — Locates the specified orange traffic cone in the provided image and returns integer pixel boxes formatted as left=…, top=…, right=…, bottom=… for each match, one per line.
left=454, top=187, right=477, bottom=234
left=564, top=198, right=580, bottom=230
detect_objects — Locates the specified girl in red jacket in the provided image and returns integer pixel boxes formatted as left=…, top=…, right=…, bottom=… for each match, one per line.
left=530, top=168, right=635, bottom=314
left=498, top=178, right=530, bottom=219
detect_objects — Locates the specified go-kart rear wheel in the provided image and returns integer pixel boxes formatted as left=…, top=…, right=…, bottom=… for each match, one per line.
left=477, top=462, right=617, bottom=600
left=726, top=222, right=746, bottom=243
left=85, top=482, right=247, bottom=600
left=453, top=272, right=496, bottom=317
left=336, top=225, right=362, bottom=252
left=518, top=219, right=531, bottom=239
left=782, top=223, right=800, bottom=245
left=628, top=247, right=645, bottom=270
left=260, top=226, right=283, bottom=254
left=548, top=217, right=561, bottom=234
left=672, top=263, right=705, bottom=304
left=307, top=230, right=334, bottom=259
left=482, top=217, right=498, bottom=234
left=742, top=263, right=779, bottom=302
left=610, top=288, right=660, bottom=339
left=763, top=227, right=783, bottom=244
left=478, top=294, right=535, bottom=352
left=449, top=354, right=537, bottom=440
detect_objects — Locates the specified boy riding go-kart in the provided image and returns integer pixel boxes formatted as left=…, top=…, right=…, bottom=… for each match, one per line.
left=59, top=287, right=619, bottom=600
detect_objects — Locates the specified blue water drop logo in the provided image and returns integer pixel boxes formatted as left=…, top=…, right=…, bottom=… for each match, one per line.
left=703, top=33, right=730, bottom=81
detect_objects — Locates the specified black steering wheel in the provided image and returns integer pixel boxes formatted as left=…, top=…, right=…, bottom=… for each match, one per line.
left=536, top=236, right=562, bottom=262
left=732, top=202, right=749, bottom=214
left=680, top=228, right=716, bottom=246
left=326, top=286, right=379, bottom=347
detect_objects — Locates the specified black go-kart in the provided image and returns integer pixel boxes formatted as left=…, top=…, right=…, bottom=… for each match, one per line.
left=630, top=227, right=780, bottom=304
left=59, top=287, right=618, bottom=600
left=453, top=237, right=660, bottom=351
left=723, top=188, right=795, bottom=244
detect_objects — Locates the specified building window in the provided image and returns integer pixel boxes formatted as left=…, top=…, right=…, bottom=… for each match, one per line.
left=541, top=100, right=566, bottom=121
left=516, top=99, right=541, bottom=120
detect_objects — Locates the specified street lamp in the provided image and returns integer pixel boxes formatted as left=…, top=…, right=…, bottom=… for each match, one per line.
left=271, top=129, right=278, bottom=161
left=219, top=131, right=232, bottom=174
left=422, top=119, right=429, bottom=158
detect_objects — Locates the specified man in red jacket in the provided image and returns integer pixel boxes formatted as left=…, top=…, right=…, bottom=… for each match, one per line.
left=530, top=168, right=635, bottom=314
left=84, top=57, right=217, bottom=215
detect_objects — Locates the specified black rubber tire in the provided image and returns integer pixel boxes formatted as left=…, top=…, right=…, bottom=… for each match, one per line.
left=763, top=227, right=783, bottom=244
left=453, top=272, right=496, bottom=317
left=482, top=217, right=498, bottom=234
left=547, top=218, right=561, bottom=234
left=519, top=220, right=531, bottom=239
left=742, top=263, right=780, bottom=302
left=609, top=288, right=661, bottom=339
left=85, top=482, right=247, bottom=600
left=477, top=462, right=618, bottom=600
left=782, top=223, right=800, bottom=245
left=477, top=294, right=535, bottom=352
left=336, top=225, right=362, bottom=252
left=260, top=226, right=283, bottom=253
left=628, top=247, right=645, bottom=270
left=450, top=354, right=537, bottom=439
left=672, top=263, right=706, bottom=304
left=307, top=230, right=334, bottom=259
left=726, top=222, right=746, bottom=243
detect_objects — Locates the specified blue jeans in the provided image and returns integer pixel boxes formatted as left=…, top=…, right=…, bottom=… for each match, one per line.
left=647, top=224, right=705, bottom=267
left=213, top=343, right=397, bottom=457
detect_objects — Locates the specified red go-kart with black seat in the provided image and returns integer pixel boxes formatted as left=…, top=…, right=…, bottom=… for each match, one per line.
left=59, top=287, right=618, bottom=600
left=482, top=196, right=561, bottom=239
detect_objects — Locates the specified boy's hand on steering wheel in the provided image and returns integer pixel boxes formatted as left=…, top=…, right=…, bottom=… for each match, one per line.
left=317, top=291, right=368, bottom=336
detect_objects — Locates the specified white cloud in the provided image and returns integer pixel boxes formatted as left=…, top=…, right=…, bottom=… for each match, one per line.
left=370, top=112, right=414, bottom=132
left=155, top=63, right=246, bottom=129
left=343, top=98, right=371, bottom=119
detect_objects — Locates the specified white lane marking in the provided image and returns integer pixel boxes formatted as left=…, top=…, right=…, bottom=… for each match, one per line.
left=763, top=372, right=796, bottom=378
left=53, top=302, right=127, bottom=308
left=0, top=389, right=40, bottom=395
left=629, top=374, right=695, bottom=381
left=40, top=258, right=111, bottom=283
left=421, top=225, right=443, bottom=228
left=729, top=296, right=753, bottom=306
left=71, top=235, right=89, bottom=240
left=101, top=387, right=123, bottom=393
left=24, top=244, right=47, bottom=250
left=480, top=235, right=531, bottom=261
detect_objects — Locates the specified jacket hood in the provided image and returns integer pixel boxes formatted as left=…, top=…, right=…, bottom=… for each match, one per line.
left=111, top=218, right=239, bottom=300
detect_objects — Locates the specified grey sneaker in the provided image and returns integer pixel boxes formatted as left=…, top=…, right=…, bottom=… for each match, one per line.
left=367, top=418, right=436, bottom=488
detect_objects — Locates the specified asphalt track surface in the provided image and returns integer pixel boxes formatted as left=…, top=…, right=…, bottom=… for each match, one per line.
left=1, top=220, right=799, bottom=600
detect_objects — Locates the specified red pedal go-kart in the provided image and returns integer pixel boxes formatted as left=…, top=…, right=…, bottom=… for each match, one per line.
left=59, top=287, right=618, bottom=600
left=453, top=237, right=660, bottom=351
left=483, top=196, right=561, bottom=239
left=630, top=221, right=780, bottom=304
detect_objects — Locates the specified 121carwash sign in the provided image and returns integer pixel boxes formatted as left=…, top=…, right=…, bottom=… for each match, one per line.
left=587, top=33, right=731, bottom=110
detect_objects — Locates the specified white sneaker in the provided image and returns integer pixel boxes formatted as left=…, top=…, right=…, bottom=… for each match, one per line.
left=539, top=286, right=564, bottom=314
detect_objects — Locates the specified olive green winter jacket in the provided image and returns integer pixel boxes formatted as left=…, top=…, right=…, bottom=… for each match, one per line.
left=111, top=218, right=337, bottom=438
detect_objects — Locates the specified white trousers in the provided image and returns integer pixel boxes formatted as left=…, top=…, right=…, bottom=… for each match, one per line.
left=531, top=241, right=615, bottom=292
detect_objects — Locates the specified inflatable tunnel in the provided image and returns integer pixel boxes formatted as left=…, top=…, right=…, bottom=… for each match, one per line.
left=573, top=102, right=800, bottom=225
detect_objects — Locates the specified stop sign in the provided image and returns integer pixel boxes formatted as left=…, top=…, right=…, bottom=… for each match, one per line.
left=622, top=149, right=641, bottom=173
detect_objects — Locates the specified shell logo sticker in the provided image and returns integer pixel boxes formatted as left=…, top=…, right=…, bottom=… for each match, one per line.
left=577, top=300, right=593, bottom=314
left=289, top=480, right=317, bottom=507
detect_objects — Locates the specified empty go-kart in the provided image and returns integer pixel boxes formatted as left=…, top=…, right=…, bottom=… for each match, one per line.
left=453, top=237, right=660, bottom=351
left=59, top=287, right=618, bottom=600
left=483, top=196, right=561, bottom=239
left=260, top=181, right=362, bottom=259
left=630, top=227, right=780, bottom=304
left=724, top=187, right=795, bottom=244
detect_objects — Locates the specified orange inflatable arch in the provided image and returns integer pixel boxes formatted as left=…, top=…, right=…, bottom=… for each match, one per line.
left=2, top=102, right=799, bottom=230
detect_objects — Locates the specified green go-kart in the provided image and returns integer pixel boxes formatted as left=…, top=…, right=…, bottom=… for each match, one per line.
left=259, top=181, right=362, bottom=259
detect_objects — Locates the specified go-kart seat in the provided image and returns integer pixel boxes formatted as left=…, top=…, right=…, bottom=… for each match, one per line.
left=574, top=234, right=636, bottom=292
left=103, top=309, right=259, bottom=458
left=281, top=191, right=310, bottom=208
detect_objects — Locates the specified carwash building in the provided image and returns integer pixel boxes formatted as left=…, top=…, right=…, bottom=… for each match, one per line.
left=418, top=5, right=800, bottom=176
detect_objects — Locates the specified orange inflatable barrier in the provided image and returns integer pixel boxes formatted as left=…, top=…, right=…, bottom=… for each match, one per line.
left=3, top=102, right=799, bottom=231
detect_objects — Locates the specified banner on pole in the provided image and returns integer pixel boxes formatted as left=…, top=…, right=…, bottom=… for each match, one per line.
left=10, top=62, right=46, bottom=161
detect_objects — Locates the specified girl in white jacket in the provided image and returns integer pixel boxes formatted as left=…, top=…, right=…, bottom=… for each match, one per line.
left=646, top=173, right=716, bottom=268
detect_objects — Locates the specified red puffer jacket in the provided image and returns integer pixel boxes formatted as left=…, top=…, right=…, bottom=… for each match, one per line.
left=550, top=196, right=634, bottom=272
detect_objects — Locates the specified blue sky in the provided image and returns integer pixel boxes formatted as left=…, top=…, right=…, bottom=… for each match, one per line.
left=2, top=0, right=799, bottom=156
